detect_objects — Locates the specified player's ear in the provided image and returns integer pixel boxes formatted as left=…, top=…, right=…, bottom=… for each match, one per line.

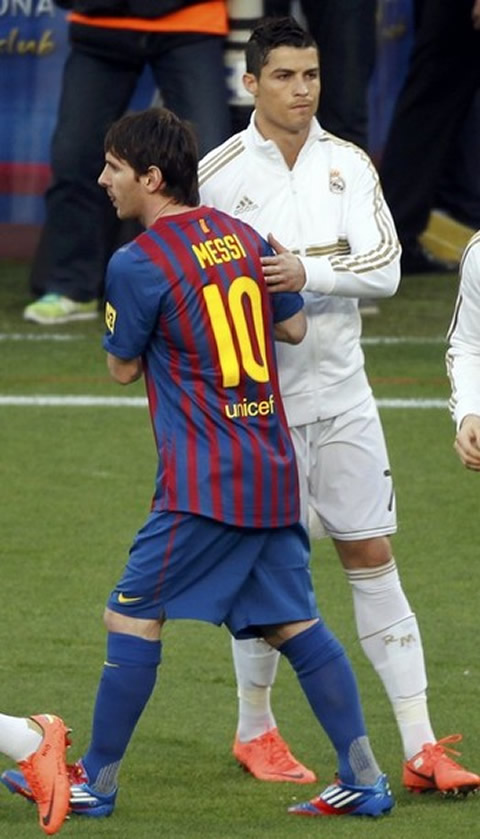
left=243, top=72, right=258, bottom=97
left=142, top=166, right=163, bottom=192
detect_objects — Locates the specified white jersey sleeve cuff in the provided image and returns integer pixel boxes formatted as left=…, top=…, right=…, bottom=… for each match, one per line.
left=300, top=256, right=336, bottom=295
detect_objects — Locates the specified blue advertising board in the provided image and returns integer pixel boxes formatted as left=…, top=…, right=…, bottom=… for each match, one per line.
left=0, top=0, right=68, bottom=224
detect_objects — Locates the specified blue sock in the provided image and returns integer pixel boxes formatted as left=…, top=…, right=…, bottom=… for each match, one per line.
left=279, top=622, right=380, bottom=785
left=82, top=632, right=162, bottom=792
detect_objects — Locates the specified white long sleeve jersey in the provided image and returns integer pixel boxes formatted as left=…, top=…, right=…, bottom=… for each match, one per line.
left=199, top=115, right=401, bottom=424
left=446, top=230, right=480, bottom=429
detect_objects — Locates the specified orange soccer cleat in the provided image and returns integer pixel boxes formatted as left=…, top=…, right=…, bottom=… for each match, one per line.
left=233, top=727, right=316, bottom=784
left=403, top=734, right=480, bottom=797
left=19, top=714, right=71, bottom=835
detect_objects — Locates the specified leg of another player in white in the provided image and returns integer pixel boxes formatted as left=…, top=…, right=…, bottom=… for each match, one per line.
left=0, top=714, right=43, bottom=761
left=232, top=397, right=480, bottom=794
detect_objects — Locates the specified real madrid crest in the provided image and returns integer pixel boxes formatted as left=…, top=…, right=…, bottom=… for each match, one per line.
left=329, top=169, right=345, bottom=193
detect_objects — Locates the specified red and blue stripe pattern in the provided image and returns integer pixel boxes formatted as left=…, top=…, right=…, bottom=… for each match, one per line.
left=104, top=206, right=302, bottom=529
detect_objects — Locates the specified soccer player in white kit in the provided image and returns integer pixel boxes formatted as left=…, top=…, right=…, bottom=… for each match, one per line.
left=199, top=15, right=480, bottom=798
left=447, top=230, right=480, bottom=470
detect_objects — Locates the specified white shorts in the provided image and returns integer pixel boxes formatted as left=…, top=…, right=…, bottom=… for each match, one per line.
left=290, top=394, right=397, bottom=542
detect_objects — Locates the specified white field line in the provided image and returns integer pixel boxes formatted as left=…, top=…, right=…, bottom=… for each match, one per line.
left=0, top=333, right=84, bottom=341
left=376, top=398, right=447, bottom=409
left=0, top=333, right=445, bottom=346
left=361, top=336, right=445, bottom=345
left=0, top=395, right=148, bottom=407
left=0, top=395, right=448, bottom=409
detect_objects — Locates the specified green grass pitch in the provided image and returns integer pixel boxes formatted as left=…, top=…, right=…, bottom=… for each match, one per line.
left=0, top=262, right=479, bottom=838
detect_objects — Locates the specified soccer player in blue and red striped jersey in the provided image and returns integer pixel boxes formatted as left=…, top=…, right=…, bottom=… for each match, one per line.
left=0, top=108, right=393, bottom=820
left=105, top=197, right=299, bottom=529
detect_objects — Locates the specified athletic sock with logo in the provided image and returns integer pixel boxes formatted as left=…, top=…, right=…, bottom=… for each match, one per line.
left=82, top=632, right=162, bottom=792
left=347, top=559, right=435, bottom=759
left=279, top=622, right=381, bottom=785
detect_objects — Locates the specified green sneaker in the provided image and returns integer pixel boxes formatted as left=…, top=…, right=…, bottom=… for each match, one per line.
left=23, top=293, right=99, bottom=325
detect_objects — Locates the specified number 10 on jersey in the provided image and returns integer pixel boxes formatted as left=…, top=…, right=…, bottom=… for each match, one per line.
left=203, top=276, right=270, bottom=387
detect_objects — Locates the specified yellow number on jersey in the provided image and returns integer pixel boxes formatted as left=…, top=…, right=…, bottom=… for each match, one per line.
left=203, top=276, right=270, bottom=387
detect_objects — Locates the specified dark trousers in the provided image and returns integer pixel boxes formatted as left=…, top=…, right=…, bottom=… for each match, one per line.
left=436, top=92, right=480, bottom=229
left=30, top=30, right=231, bottom=300
left=379, top=0, right=480, bottom=245
left=301, top=0, right=376, bottom=149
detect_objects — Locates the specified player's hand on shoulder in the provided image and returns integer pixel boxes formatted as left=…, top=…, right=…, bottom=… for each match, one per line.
left=261, top=233, right=306, bottom=293
left=454, top=414, right=480, bottom=470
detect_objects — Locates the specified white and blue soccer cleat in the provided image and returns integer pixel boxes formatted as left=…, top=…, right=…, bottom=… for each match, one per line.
left=1, top=760, right=117, bottom=819
left=288, top=772, right=394, bottom=817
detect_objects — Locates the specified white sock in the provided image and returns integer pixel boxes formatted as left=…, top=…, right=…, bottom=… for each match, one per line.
left=392, top=697, right=436, bottom=760
left=346, top=559, right=436, bottom=760
left=0, top=714, right=42, bottom=762
left=231, top=637, right=280, bottom=742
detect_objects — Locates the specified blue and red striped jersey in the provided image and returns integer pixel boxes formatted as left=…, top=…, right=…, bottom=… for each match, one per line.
left=103, top=206, right=303, bottom=528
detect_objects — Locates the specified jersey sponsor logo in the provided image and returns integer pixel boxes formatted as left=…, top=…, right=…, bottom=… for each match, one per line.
left=117, top=592, right=143, bottom=604
left=105, top=301, right=117, bottom=333
left=233, top=194, right=259, bottom=215
left=192, top=233, right=247, bottom=269
left=329, top=168, right=346, bottom=193
left=224, top=393, right=276, bottom=419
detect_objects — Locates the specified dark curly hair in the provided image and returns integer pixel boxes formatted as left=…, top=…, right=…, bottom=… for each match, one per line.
left=104, top=107, right=199, bottom=206
left=246, top=16, right=318, bottom=78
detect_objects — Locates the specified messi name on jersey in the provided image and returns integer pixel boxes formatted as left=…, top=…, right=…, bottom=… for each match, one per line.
left=191, top=232, right=246, bottom=268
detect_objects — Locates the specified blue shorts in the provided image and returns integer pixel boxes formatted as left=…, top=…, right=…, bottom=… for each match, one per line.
left=107, top=511, right=319, bottom=638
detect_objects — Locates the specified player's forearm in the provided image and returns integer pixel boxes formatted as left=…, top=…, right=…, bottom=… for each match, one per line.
left=446, top=349, right=480, bottom=429
left=107, top=353, right=143, bottom=385
left=300, top=251, right=400, bottom=298
left=274, top=310, right=306, bottom=344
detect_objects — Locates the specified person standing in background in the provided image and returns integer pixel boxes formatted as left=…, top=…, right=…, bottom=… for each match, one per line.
left=24, top=0, right=231, bottom=326
left=380, top=0, right=480, bottom=274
